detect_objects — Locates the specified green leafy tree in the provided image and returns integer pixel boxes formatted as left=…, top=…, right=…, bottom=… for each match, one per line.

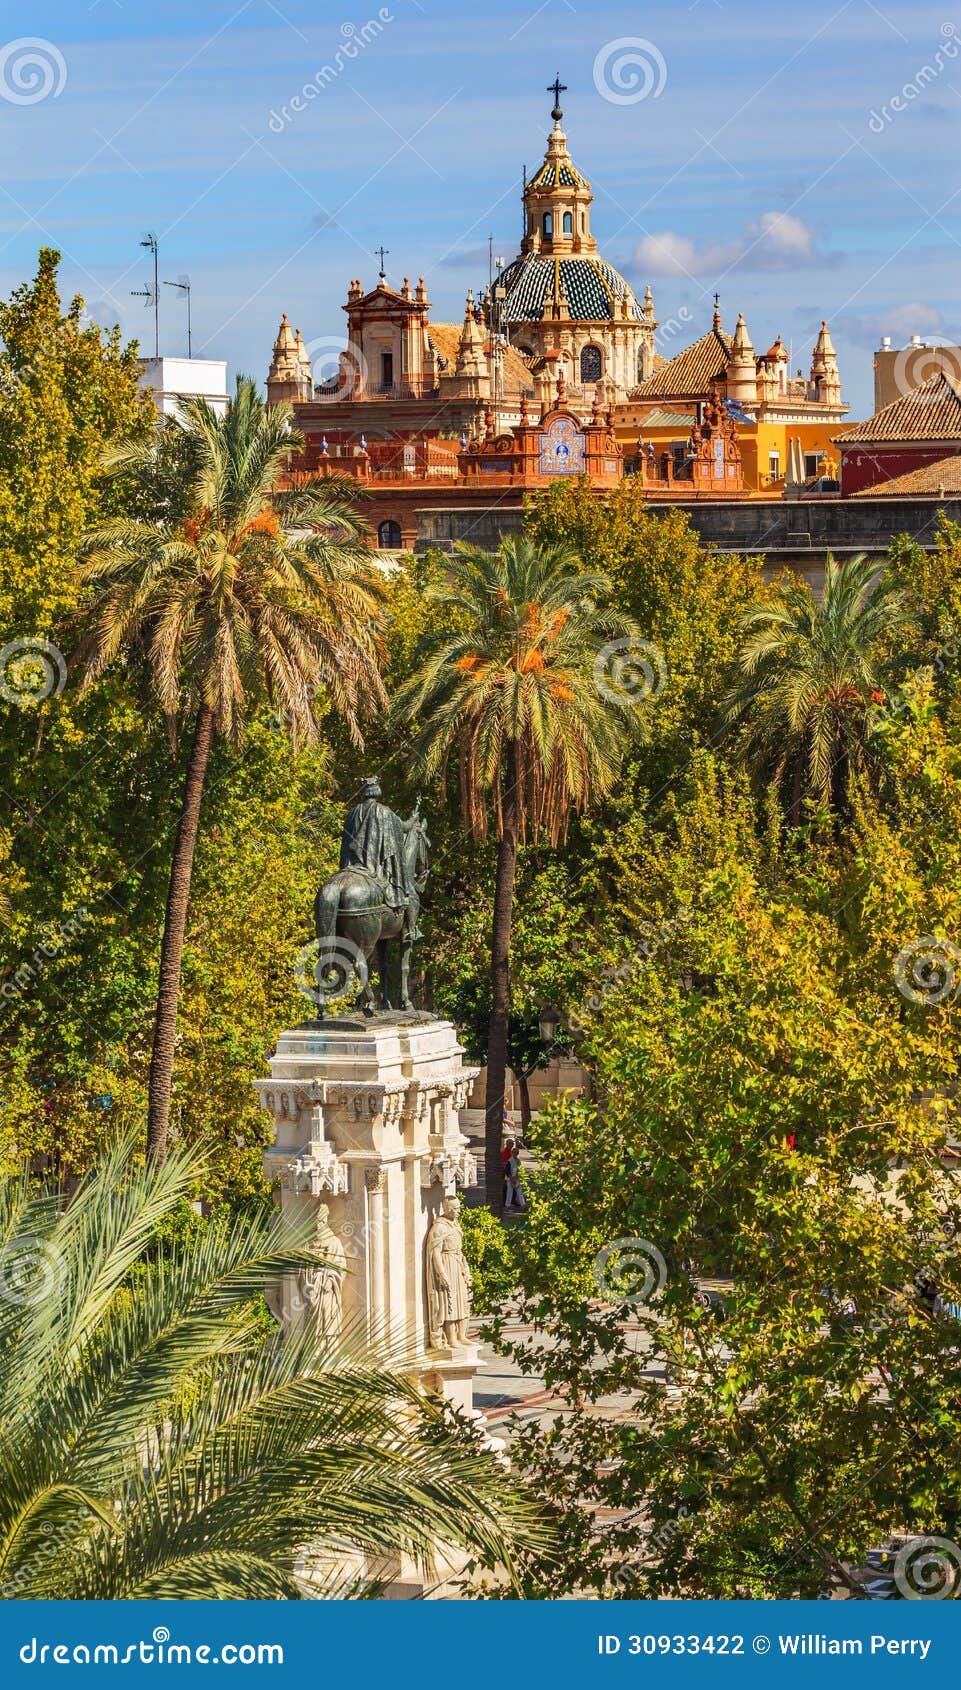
left=888, top=516, right=961, bottom=736
left=77, top=379, right=386, bottom=1163
left=720, top=552, right=916, bottom=825
left=0, top=247, right=153, bottom=631
left=0, top=1139, right=551, bottom=1598
left=393, top=536, right=642, bottom=1213
left=524, top=476, right=763, bottom=784
left=489, top=751, right=961, bottom=1597
left=0, top=250, right=160, bottom=1177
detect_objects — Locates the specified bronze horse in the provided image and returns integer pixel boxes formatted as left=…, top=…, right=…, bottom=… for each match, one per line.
left=313, top=817, right=429, bottom=1013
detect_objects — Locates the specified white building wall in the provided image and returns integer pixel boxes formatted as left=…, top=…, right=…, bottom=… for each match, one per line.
left=138, top=357, right=229, bottom=419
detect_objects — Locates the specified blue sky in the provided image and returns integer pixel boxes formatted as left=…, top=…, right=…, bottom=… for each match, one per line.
left=1, top=0, right=959, bottom=414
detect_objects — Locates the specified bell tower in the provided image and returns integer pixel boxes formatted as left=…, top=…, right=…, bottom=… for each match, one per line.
left=521, top=77, right=597, bottom=258
left=810, top=320, right=842, bottom=407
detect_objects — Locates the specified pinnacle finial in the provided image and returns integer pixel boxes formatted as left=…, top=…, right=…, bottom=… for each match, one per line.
left=548, top=73, right=567, bottom=124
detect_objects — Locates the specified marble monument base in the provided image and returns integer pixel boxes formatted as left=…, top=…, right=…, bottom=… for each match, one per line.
left=256, top=1012, right=481, bottom=1596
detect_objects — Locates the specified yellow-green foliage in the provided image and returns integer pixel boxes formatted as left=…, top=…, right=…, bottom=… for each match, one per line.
left=497, top=751, right=961, bottom=1598
left=0, top=257, right=344, bottom=1195
left=0, top=246, right=152, bottom=631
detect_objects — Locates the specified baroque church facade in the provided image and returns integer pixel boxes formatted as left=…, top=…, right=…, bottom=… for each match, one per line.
left=264, top=85, right=848, bottom=541
left=266, top=85, right=656, bottom=442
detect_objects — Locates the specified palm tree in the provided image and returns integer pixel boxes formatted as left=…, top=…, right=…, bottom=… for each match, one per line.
left=0, top=1138, right=550, bottom=1598
left=393, top=536, right=644, bottom=1214
left=720, top=552, right=916, bottom=825
left=77, top=377, right=386, bottom=1164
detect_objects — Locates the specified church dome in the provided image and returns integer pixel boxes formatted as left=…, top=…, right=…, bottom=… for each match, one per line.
left=499, top=251, right=642, bottom=325
left=499, top=84, right=641, bottom=331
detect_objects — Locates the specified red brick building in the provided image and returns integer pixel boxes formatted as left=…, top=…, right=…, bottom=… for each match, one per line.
left=834, top=371, right=961, bottom=494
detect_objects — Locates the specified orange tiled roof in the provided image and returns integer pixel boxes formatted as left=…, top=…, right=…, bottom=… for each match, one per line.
left=852, top=453, right=961, bottom=496
left=429, top=324, right=533, bottom=390
left=499, top=341, right=537, bottom=388
left=838, top=372, right=961, bottom=444
left=427, top=323, right=462, bottom=368
left=631, top=326, right=731, bottom=400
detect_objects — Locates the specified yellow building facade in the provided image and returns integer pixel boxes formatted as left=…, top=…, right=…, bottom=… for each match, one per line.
left=613, top=309, right=845, bottom=494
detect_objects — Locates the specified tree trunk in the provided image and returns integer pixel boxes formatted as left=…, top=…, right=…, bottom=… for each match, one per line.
left=517, top=1069, right=532, bottom=1140
left=831, top=730, right=850, bottom=837
left=484, top=740, right=520, bottom=1216
left=146, top=704, right=216, bottom=1164
left=789, top=761, right=802, bottom=830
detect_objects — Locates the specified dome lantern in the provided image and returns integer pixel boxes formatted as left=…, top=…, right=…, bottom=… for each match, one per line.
left=521, top=79, right=595, bottom=258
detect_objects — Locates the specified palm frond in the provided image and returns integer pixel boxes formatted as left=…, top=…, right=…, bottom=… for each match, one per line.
left=719, top=553, right=920, bottom=818
left=0, top=1145, right=553, bottom=1600
left=75, top=376, right=385, bottom=749
left=392, top=533, right=645, bottom=842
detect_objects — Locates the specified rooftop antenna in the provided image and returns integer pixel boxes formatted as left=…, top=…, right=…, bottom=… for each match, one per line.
left=375, top=245, right=389, bottom=282
left=163, top=275, right=192, bottom=358
left=131, top=232, right=159, bottom=357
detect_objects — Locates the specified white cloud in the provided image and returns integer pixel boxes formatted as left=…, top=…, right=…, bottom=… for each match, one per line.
left=873, top=301, right=947, bottom=341
left=633, top=211, right=824, bottom=279
left=838, top=302, right=951, bottom=351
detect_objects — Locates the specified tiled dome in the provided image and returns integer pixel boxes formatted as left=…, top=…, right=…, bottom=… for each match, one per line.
left=500, top=253, right=641, bottom=325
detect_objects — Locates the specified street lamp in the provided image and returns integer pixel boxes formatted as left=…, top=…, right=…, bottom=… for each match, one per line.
left=537, top=1004, right=562, bottom=1048
left=509, top=1007, right=566, bottom=1140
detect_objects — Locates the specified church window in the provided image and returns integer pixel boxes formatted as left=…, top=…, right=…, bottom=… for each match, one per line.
left=542, top=212, right=553, bottom=238
left=380, top=351, right=394, bottom=391
left=636, top=348, right=647, bottom=383
left=580, top=345, right=602, bottom=383
left=580, top=212, right=585, bottom=232
left=563, top=211, right=573, bottom=234
left=378, top=519, right=402, bottom=548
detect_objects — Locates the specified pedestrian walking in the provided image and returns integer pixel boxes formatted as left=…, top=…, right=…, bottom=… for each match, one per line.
left=504, top=1145, right=526, bottom=1212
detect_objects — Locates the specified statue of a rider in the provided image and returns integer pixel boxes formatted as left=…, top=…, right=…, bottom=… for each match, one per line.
left=339, top=776, right=422, bottom=941
left=314, top=777, right=428, bottom=1014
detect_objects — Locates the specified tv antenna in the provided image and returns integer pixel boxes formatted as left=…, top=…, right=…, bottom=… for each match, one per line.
left=131, top=232, right=159, bottom=357
left=163, top=275, right=192, bottom=358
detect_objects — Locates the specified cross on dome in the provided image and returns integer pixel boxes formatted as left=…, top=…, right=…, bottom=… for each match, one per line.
left=548, top=74, right=567, bottom=123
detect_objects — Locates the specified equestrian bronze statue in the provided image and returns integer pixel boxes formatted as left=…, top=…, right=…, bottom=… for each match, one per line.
left=313, top=777, right=429, bottom=1013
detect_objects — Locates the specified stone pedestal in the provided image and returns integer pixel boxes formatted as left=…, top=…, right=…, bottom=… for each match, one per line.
left=255, top=1012, right=480, bottom=1410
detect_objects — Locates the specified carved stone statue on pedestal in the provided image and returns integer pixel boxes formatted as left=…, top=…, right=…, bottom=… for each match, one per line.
left=267, top=1203, right=346, bottom=1341
left=301, top=1204, right=347, bottom=1337
left=425, top=1197, right=473, bottom=1350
